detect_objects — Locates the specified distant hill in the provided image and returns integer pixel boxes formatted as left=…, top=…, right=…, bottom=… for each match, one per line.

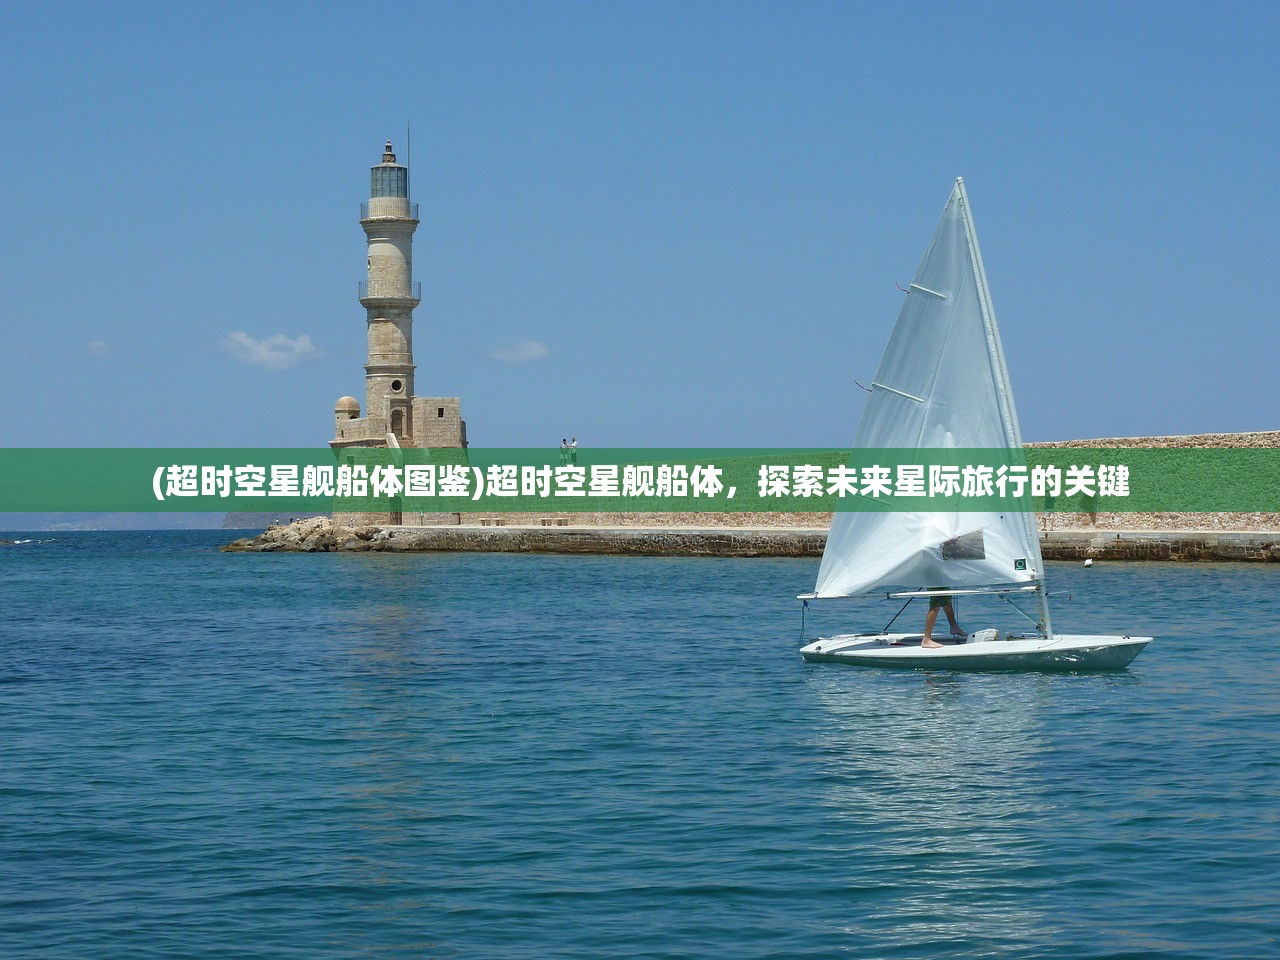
left=0, top=511, right=332, bottom=532
left=0, top=512, right=226, bottom=532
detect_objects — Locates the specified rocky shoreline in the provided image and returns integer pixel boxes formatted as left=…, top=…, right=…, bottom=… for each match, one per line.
left=223, top=517, right=1280, bottom=562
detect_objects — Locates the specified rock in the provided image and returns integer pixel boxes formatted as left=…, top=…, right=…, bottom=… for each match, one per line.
left=220, top=516, right=338, bottom=552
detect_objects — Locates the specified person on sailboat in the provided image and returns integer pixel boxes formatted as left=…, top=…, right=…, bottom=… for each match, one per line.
left=922, top=593, right=966, bottom=648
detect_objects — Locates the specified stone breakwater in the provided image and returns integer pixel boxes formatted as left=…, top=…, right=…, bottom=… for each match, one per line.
left=1027, top=429, right=1280, bottom=533
left=1027, top=430, right=1280, bottom=449
left=222, top=517, right=824, bottom=557
left=223, top=517, right=1280, bottom=562
left=1043, top=531, right=1280, bottom=562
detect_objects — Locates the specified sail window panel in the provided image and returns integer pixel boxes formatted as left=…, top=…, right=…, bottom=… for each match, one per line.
left=942, top=530, right=986, bottom=560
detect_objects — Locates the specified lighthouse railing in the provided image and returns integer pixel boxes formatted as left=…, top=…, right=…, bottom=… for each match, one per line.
left=359, top=280, right=422, bottom=301
left=360, top=201, right=419, bottom=221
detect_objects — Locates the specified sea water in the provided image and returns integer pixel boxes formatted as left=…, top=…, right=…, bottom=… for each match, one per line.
left=2, top=531, right=1277, bottom=958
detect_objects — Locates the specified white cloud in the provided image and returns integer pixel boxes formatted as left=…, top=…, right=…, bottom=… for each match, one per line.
left=223, top=331, right=320, bottom=369
left=87, top=340, right=112, bottom=356
left=488, top=339, right=549, bottom=364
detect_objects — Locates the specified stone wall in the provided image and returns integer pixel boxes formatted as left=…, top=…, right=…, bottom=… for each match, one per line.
left=1028, top=430, right=1280, bottom=449
left=1040, top=531, right=1280, bottom=562
left=224, top=517, right=825, bottom=557
left=412, top=397, right=466, bottom=447
left=223, top=517, right=1280, bottom=562
left=1028, top=430, right=1280, bottom=531
left=465, top=511, right=831, bottom=529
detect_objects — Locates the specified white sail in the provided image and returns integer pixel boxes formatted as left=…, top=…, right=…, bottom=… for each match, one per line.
left=813, top=179, right=1045, bottom=600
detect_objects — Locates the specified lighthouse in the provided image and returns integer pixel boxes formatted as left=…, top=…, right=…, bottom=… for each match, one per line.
left=332, top=140, right=467, bottom=451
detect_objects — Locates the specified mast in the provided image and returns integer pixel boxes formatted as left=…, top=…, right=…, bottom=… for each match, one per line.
left=955, top=178, right=1053, bottom=639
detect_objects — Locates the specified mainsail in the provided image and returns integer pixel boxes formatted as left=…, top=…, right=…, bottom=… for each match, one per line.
left=812, top=179, right=1046, bottom=602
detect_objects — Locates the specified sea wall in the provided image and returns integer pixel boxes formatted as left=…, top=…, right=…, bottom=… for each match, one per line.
left=1027, top=430, right=1280, bottom=449
left=1040, top=531, right=1280, bottom=562
left=223, top=517, right=1280, bottom=562
left=223, top=517, right=825, bottom=557
left=1027, top=430, right=1280, bottom=532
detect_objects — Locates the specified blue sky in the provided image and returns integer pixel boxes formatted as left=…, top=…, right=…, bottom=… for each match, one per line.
left=1, top=1, right=1276, bottom=448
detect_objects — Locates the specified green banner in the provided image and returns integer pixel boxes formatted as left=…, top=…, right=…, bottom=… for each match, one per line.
left=0, top=447, right=1276, bottom=513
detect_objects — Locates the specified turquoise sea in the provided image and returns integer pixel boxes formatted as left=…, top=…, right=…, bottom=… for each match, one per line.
left=2, top=531, right=1277, bottom=959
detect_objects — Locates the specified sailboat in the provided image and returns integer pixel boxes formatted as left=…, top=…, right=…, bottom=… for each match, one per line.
left=798, top=179, right=1150, bottom=671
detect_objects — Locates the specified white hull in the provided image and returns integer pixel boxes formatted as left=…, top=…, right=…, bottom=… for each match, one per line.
left=799, top=633, right=1150, bottom=672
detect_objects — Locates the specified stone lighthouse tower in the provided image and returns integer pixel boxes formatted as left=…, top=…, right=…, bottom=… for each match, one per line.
left=332, top=140, right=467, bottom=451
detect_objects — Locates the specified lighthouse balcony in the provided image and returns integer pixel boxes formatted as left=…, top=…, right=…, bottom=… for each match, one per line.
left=360, top=280, right=422, bottom=302
left=360, top=200, right=419, bottom=222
